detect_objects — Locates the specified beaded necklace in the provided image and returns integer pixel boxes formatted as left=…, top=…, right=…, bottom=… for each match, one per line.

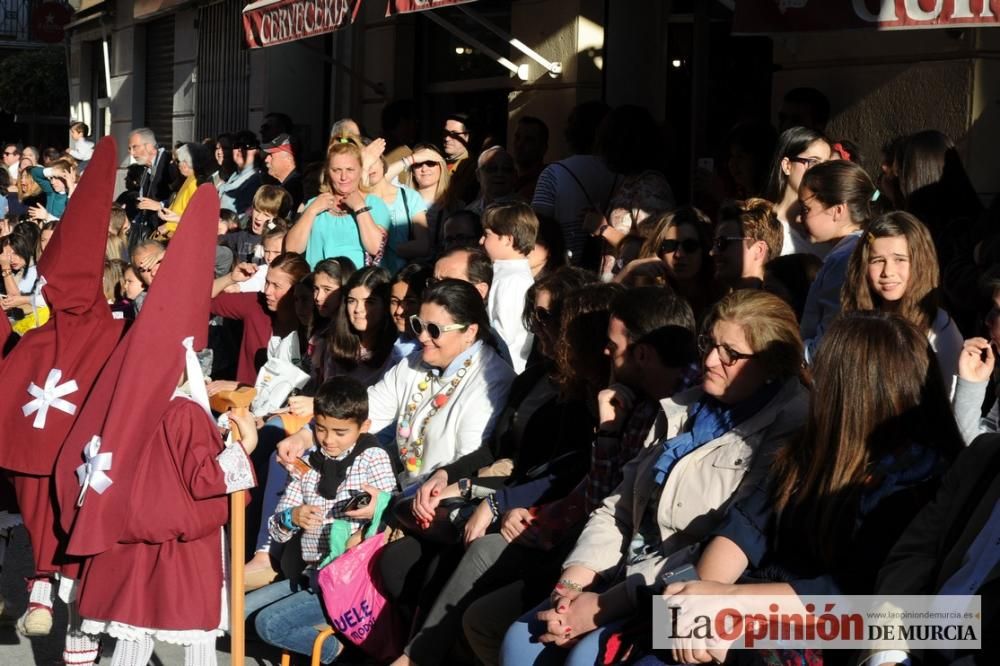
left=397, top=356, right=473, bottom=473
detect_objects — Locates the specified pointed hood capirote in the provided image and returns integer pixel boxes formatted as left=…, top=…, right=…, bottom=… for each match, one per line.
left=0, top=137, right=124, bottom=475
left=56, top=184, right=221, bottom=557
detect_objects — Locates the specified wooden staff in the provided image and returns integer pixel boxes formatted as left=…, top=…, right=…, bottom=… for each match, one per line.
left=210, top=386, right=257, bottom=666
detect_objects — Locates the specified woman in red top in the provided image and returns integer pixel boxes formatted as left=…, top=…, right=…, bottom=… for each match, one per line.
left=209, top=252, right=310, bottom=388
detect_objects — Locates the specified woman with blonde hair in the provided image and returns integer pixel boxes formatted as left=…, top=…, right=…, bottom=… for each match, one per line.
left=398, top=143, right=453, bottom=251
left=501, top=289, right=809, bottom=665
left=665, top=312, right=962, bottom=666
left=286, top=140, right=391, bottom=269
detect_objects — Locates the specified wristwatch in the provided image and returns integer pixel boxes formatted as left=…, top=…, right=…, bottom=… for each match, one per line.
left=458, top=477, right=472, bottom=499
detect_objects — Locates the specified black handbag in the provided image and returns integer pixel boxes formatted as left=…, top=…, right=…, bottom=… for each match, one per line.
left=388, top=495, right=480, bottom=545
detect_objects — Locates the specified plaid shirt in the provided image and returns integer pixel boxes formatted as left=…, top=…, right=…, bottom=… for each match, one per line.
left=584, top=363, right=701, bottom=512
left=268, top=445, right=397, bottom=563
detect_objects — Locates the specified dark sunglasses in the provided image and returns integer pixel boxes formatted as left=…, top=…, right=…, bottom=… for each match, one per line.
left=658, top=238, right=700, bottom=255
left=443, top=130, right=468, bottom=140
left=409, top=314, right=468, bottom=339
left=533, top=307, right=555, bottom=323
left=412, top=160, right=440, bottom=169
left=712, top=236, right=749, bottom=252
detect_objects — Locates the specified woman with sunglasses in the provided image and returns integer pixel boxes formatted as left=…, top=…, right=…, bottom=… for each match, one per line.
left=499, top=290, right=809, bottom=666
left=387, top=273, right=610, bottom=666
left=631, top=207, right=720, bottom=324
left=764, top=126, right=833, bottom=257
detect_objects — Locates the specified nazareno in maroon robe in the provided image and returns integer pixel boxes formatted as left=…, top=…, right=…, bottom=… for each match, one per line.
left=0, top=138, right=124, bottom=576
left=54, top=185, right=255, bottom=636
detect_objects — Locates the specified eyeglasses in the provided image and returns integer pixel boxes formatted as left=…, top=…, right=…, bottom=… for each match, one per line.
left=658, top=238, right=700, bottom=255
left=789, top=156, right=823, bottom=168
left=412, top=160, right=440, bottom=169
left=410, top=315, right=468, bottom=339
left=712, top=236, right=750, bottom=252
left=443, top=130, right=468, bottom=140
left=697, top=334, right=756, bottom=366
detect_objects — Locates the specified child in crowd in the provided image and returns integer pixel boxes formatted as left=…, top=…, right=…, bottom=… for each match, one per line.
left=67, top=121, right=94, bottom=163
left=221, top=184, right=292, bottom=264
left=246, top=376, right=398, bottom=664
left=235, top=219, right=289, bottom=294
left=841, top=211, right=962, bottom=393
left=103, top=258, right=135, bottom=321
left=797, top=159, right=875, bottom=361
left=480, top=201, right=538, bottom=373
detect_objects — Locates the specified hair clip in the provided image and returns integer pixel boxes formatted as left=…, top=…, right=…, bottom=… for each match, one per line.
left=833, top=142, right=852, bottom=161
left=267, top=221, right=276, bottom=231
left=870, top=189, right=881, bottom=202
left=337, top=137, right=351, bottom=144
left=866, top=232, right=876, bottom=244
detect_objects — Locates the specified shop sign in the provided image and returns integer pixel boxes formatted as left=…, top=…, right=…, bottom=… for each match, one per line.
left=735, top=0, right=1000, bottom=33
left=242, top=0, right=362, bottom=49
left=386, top=0, right=476, bottom=17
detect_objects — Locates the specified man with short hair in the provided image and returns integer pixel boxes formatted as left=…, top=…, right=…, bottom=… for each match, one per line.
left=3, top=142, right=21, bottom=181
left=432, top=246, right=513, bottom=367
left=262, top=133, right=303, bottom=212
left=442, top=113, right=471, bottom=169
left=711, top=199, right=784, bottom=290
left=128, top=128, right=170, bottom=250
left=456, top=286, right=704, bottom=664
left=512, top=116, right=549, bottom=200
left=433, top=246, right=493, bottom=302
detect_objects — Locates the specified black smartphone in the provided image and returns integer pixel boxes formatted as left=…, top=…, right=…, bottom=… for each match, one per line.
left=344, top=491, right=371, bottom=512
left=658, top=563, right=699, bottom=589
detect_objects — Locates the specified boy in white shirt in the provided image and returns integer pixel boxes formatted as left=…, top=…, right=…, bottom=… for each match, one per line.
left=480, top=202, right=538, bottom=373
left=68, top=122, right=94, bottom=162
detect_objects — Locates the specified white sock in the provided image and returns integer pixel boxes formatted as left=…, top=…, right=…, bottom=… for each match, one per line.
left=63, top=601, right=100, bottom=666
left=63, top=631, right=100, bottom=666
left=28, top=577, right=53, bottom=608
left=184, top=642, right=217, bottom=666
left=110, top=636, right=154, bottom=666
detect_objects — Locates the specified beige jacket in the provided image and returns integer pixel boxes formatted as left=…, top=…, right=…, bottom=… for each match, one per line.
left=563, top=377, right=809, bottom=610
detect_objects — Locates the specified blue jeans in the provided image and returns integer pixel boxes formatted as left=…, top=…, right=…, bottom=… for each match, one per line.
left=247, top=576, right=341, bottom=663
left=500, top=600, right=624, bottom=666
left=253, top=418, right=294, bottom=553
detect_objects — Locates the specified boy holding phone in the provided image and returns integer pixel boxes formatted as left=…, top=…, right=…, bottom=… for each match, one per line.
left=257, top=376, right=397, bottom=568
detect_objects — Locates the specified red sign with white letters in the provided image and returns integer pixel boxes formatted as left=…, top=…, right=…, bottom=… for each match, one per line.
left=735, top=0, right=1000, bottom=33
left=242, top=0, right=362, bottom=49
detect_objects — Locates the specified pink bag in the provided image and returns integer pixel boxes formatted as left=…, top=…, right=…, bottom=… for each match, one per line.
left=316, top=530, right=404, bottom=662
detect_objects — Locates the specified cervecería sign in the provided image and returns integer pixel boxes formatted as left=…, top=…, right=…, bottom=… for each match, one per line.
left=735, top=0, right=1000, bottom=33
left=242, top=0, right=362, bottom=49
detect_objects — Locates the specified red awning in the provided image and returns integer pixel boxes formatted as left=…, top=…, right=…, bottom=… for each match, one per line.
left=242, top=0, right=362, bottom=49
left=386, top=0, right=477, bottom=17
left=734, top=0, right=1000, bottom=33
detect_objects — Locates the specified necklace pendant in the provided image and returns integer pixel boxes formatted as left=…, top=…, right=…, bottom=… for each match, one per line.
left=405, top=457, right=421, bottom=472
left=398, top=426, right=411, bottom=439
left=418, top=380, right=429, bottom=391
left=433, top=394, right=450, bottom=409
